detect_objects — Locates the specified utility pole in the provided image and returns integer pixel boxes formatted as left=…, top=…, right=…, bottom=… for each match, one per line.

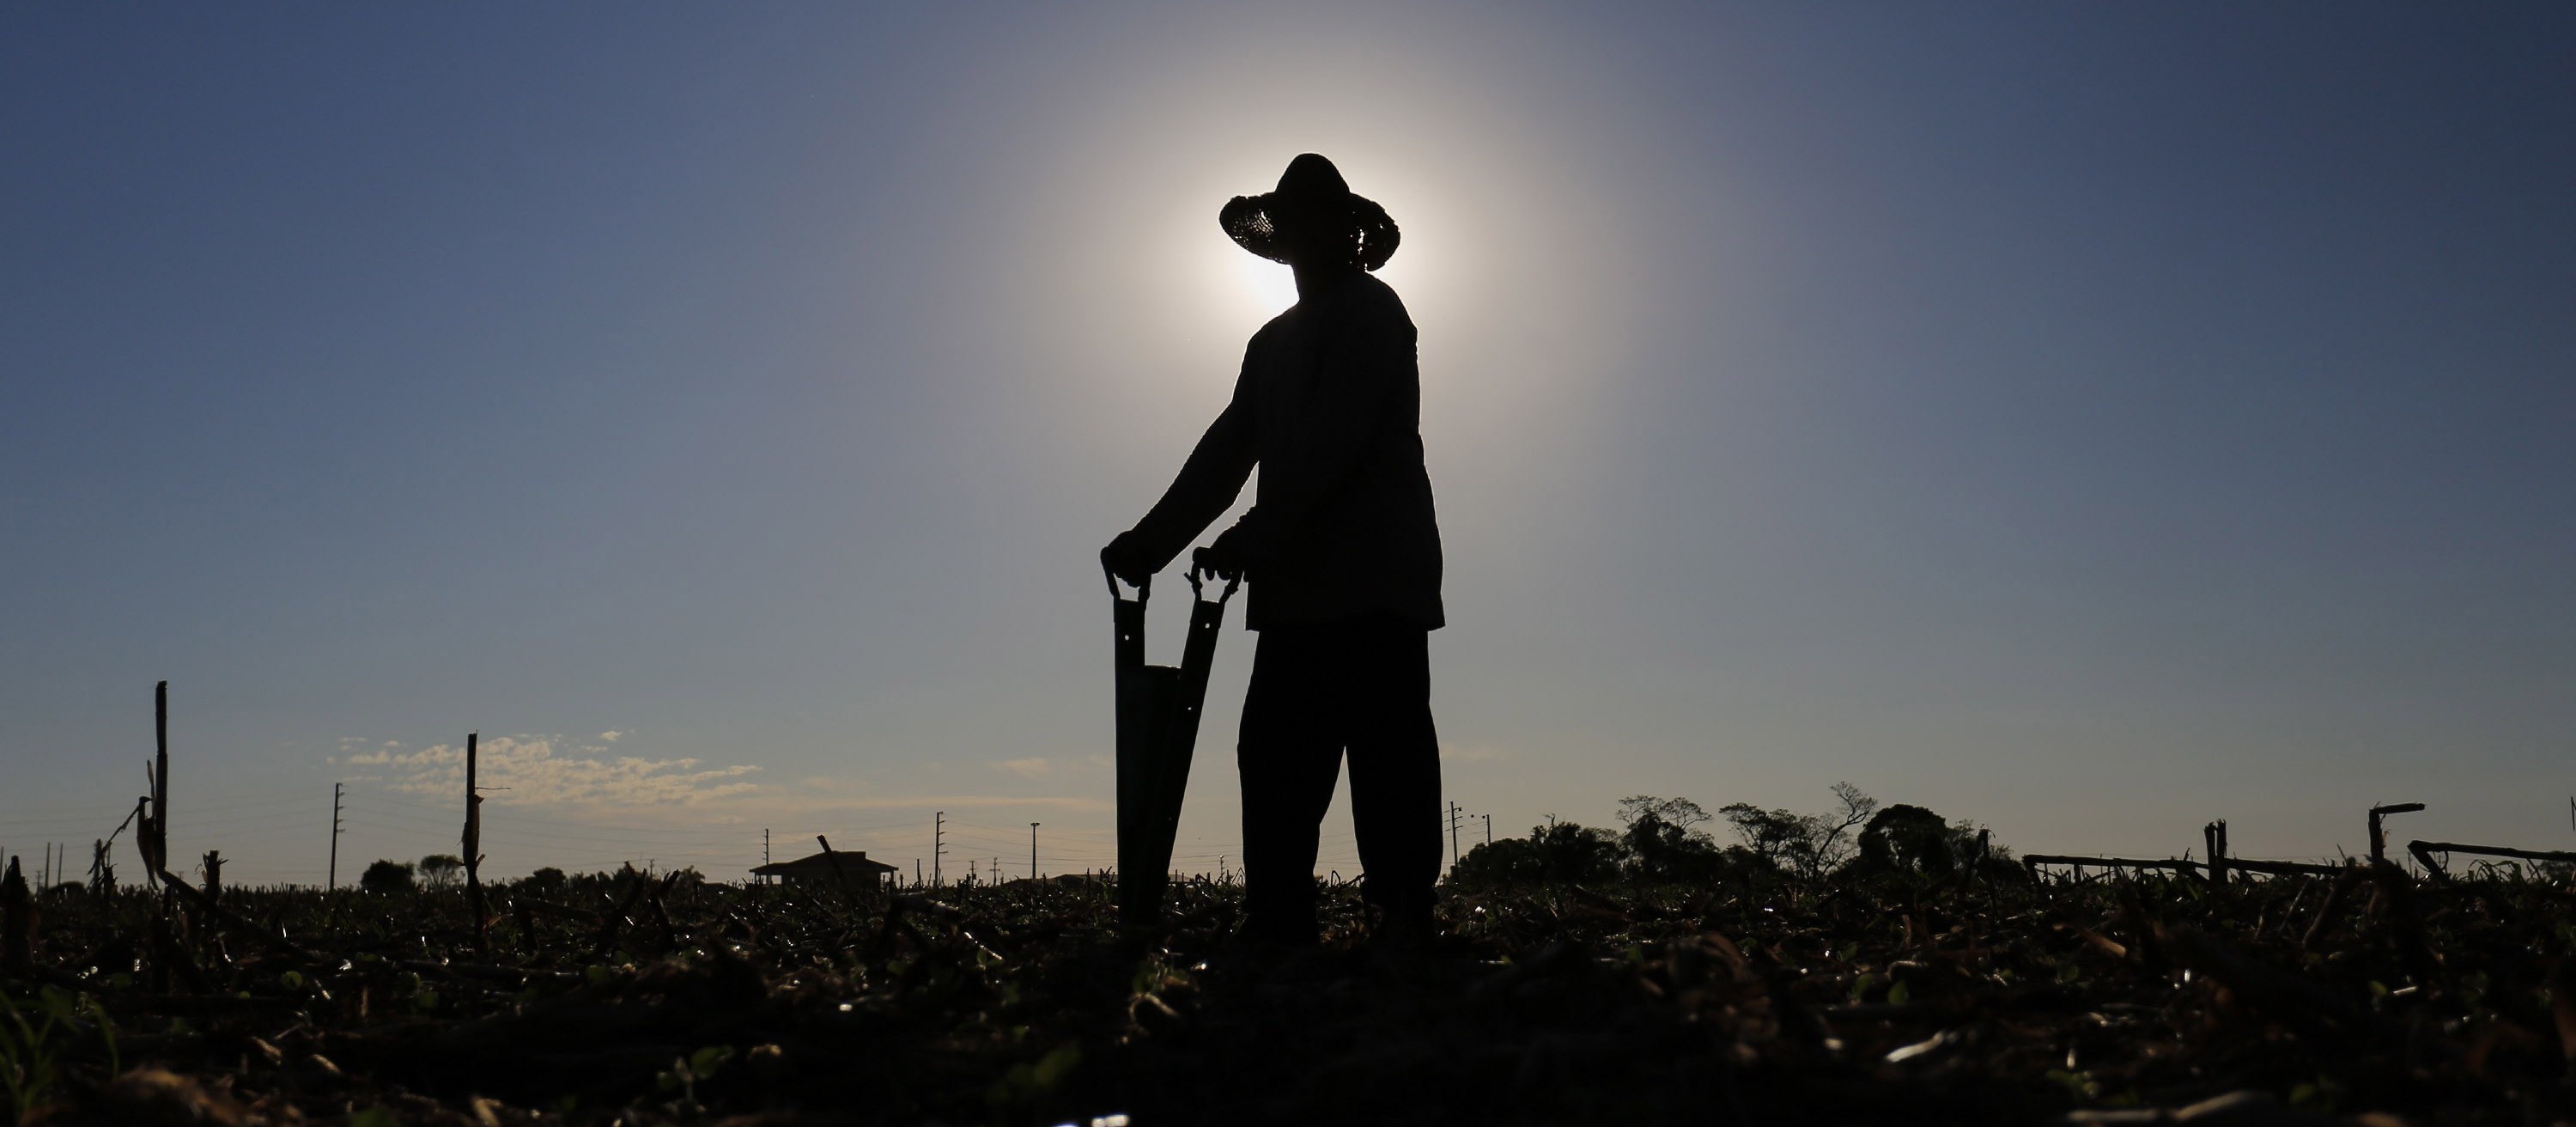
left=1448, top=801, right=1462, bottom=866
left=1484, top=813, right=1492, bottom=846
left=762, top=828, right=772, bottom=885
left=328, top=783, right=345, bottom=892
left=933, top=811, right=945, bottom=887
left=464, top=732, right=489, bottom=953
left=1030, top=822, right=1041, bottom=880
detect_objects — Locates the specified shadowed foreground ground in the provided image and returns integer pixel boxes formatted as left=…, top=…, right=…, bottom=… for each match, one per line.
left=3, top=862, right=2571, bottom=1124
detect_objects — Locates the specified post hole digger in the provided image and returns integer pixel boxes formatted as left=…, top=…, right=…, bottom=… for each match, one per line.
left=1105, top=550, right=1238, bottom=924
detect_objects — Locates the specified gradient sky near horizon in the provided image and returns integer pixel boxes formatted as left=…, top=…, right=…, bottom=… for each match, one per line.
left=5, top=3, right=2571, bottom=886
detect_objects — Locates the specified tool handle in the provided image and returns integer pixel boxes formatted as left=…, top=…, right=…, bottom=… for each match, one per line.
left=1103, top=559, right=1149, bottom=603
left=1186, top=549, right=1242, bottom=604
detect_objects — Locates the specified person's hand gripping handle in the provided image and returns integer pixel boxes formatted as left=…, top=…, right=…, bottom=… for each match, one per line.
left=1101, top=530, right=1157, bottom=591
left=1190, top=523, right=1253, bottom=584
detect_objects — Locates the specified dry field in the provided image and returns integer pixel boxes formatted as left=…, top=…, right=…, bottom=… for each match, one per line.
left=3, top=859, right=2573, bottom=1125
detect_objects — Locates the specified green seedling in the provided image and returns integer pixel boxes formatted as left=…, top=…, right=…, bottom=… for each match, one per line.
left=0, top=987, right=118, bottom=1121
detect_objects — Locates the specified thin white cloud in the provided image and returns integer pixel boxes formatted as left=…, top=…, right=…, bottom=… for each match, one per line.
left=343, top=735, right=758, bottom=807
left=993, top=757, right=1053, bottom=778
left=749, top=779, right=1112, bottom=815
left=599, top=731, right=623, bottom=743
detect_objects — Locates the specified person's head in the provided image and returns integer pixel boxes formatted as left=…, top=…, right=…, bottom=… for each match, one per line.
left=1220, top=154, right=1400, bottom=275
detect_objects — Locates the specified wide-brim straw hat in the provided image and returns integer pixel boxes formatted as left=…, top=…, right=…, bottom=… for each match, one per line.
left=1219, top=153, right=1400, bottom=271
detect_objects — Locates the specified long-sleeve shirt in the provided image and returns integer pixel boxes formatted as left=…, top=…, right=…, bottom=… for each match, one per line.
left=1124, top=271, right=1444, bottom=631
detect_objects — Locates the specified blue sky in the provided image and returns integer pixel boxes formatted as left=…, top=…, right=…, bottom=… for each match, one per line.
left=4, top=3, right=2570, bottom=885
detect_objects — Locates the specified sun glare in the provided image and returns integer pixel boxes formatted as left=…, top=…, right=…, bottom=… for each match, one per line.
left=1232, top=249, right=1301, bottom=320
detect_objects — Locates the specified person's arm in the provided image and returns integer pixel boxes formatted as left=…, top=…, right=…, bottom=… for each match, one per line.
left=1104, top=346, right=1261, bottom=580
left=1224, top=295, right=1413, bottom=562
left=1122, top=396, right=1257, bottom=572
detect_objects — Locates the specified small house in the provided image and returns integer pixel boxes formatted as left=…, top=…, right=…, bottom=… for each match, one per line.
left=753, top=850, right=899, bottom=895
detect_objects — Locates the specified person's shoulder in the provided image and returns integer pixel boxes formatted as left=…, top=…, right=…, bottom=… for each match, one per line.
left=1349, top=272, right=1408, bottom=315
left=1246, top=308, right=1297, bottom=347
left=1340, top=273, right=1414, bottom=332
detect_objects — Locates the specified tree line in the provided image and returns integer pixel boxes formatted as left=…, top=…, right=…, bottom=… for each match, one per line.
left=1447, top=783, right=2016, bottom=888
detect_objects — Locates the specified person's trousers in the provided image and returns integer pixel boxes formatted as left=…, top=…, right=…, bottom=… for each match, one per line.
left=1236, top=612, right=1442, bottom=940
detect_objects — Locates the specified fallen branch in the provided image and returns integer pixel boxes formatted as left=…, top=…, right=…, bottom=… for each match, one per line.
left=2408, top=839, right=2576, bottom=868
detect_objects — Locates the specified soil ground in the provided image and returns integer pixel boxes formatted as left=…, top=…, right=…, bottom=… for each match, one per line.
left=3, top=862, right=2572, bottom=1125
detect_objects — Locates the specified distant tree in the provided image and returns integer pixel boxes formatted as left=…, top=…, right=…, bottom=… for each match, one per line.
left=1850, top=805, right=2015, bottom=880
left=418, top=854, right=464, bottom=889
left=1616, top=796, right=1726, bottom=883
left=1617, top=795, right=1713, bottom=832
left=521, top=867, right=568, bottom=892
left=1824, top=781, right=1879, bottom=842
left=1853, top=805, right=1957, bottom=875
left=361, top=859, right=416, bottom=896
left=1720, top=783, right=1880, bottom=878
left=1449, top=820, right=1626, bottom=888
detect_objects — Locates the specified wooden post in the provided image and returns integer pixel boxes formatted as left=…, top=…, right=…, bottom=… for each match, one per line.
left=465, top=733, right=488, bottom=954
left=155, top=681, right=170, bottom=854
left=140, top=682, right=171, bottom=890
left=2368, top=802, right=2425, bottom=865
left=1, top=856, right=32, bottom=977
left=2203, top=820, right=2228, bottom=886
left=132, top=795, right=159, bottom=892
left=201, top=850, right=223, bottom=899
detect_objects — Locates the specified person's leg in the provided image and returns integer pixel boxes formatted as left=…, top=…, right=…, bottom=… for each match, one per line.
left=1341, top=614, right=1442, bottom=930
left=1236, top=624, right=1347, bottom=943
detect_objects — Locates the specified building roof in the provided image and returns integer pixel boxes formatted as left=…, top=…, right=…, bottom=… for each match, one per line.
left=751, top=850, right=898, bottom=877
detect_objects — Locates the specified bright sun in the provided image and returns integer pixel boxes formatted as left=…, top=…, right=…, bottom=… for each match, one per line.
left=1232, top=249, right=1301, bottom=320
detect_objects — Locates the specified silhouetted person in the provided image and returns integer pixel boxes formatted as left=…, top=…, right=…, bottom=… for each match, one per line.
left=1102, top=153, right=1443, bottom=946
